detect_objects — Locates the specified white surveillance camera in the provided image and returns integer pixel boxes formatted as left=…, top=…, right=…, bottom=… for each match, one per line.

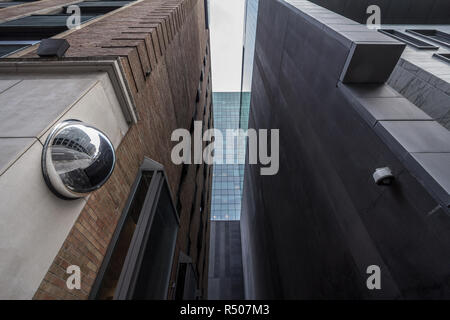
left=373, top=167, right=394, bottom=186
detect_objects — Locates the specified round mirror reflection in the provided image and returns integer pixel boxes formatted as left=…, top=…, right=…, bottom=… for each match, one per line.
left=42, top=120, right=116, bottom=199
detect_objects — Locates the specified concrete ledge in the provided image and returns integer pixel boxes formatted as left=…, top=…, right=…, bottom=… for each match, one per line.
left=340, top=82, right=450, bottom=213
left=0, top=58, right=138, bottom=124
left=0, top=62, right=131, bottom=177
left=340, top=84, right=432, bottom=126
left=408, top=152, right=450, bottom=210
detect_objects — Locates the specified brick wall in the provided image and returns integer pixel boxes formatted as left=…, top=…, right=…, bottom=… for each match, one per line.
left=25, top=0, right=213, bottom=300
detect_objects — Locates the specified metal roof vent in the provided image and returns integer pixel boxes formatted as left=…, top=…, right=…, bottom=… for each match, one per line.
left=37, top=39, right=69, bottom=58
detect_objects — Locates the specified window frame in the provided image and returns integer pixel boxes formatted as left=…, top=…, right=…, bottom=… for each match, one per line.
left=174, top=252, right=199, bottom=300
left=0, top=40, right=39, bottom=57
left=89, top=157, right=180, bottom=300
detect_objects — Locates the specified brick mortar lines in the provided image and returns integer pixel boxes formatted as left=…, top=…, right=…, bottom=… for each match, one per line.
left=32, top=0, right=210, bottom=300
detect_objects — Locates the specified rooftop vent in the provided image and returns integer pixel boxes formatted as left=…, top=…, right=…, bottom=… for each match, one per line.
left=37, top=38, right=69, bottom=57
left=379, top=29, right=438, bottom=50
left=433, top=53, right=450, bottom=64
left=406, top=29, right=450, bottom=47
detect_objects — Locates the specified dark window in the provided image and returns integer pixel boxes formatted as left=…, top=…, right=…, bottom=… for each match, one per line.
left=90, top=158, right=179, bottom=300
left=174, top=253, right=198, bottom=300
left=0, top=1, right=136, bottom=56
left=0, top=44, right=25, bottom=57
left=62, top=1, right=134, bottom=15
left=132, top=183, right=179, bottom=299
left=0, top=41, right=34, bottom=57
left=0, top=14, right=97, bottom=40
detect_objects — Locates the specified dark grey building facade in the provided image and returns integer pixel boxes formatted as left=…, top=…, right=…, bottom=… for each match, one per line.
left=208, top=221, right=244, bottom=299
left=241, top=0, right=450, bottom=299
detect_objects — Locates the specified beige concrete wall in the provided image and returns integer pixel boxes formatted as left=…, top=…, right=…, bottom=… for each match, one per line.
left=0, top=71, right=128, bottom=299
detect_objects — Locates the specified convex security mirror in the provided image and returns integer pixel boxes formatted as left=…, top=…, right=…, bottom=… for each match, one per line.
left=42, top=120, right=116, bottom=199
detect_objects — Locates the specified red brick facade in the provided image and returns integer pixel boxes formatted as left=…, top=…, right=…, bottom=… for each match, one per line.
left=3, top=0, right=213, bottom=299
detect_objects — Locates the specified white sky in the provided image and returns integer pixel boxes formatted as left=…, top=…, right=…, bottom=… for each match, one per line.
left=209, top=0, right=245, bottom=92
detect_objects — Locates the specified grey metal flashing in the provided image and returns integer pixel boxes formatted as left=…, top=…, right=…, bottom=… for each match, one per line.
left=340, top=84, right=432, bottom=127
left=340, top=82, right=450, bottom=213
left=374, top=120, right=450, bottom=155
left=407, top=152, right=450, bottom=210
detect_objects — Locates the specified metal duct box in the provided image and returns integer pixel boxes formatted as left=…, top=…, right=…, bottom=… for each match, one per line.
left=340, top=41, right=406, bottom=84
left=37, top=39, right=70, bottom=57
